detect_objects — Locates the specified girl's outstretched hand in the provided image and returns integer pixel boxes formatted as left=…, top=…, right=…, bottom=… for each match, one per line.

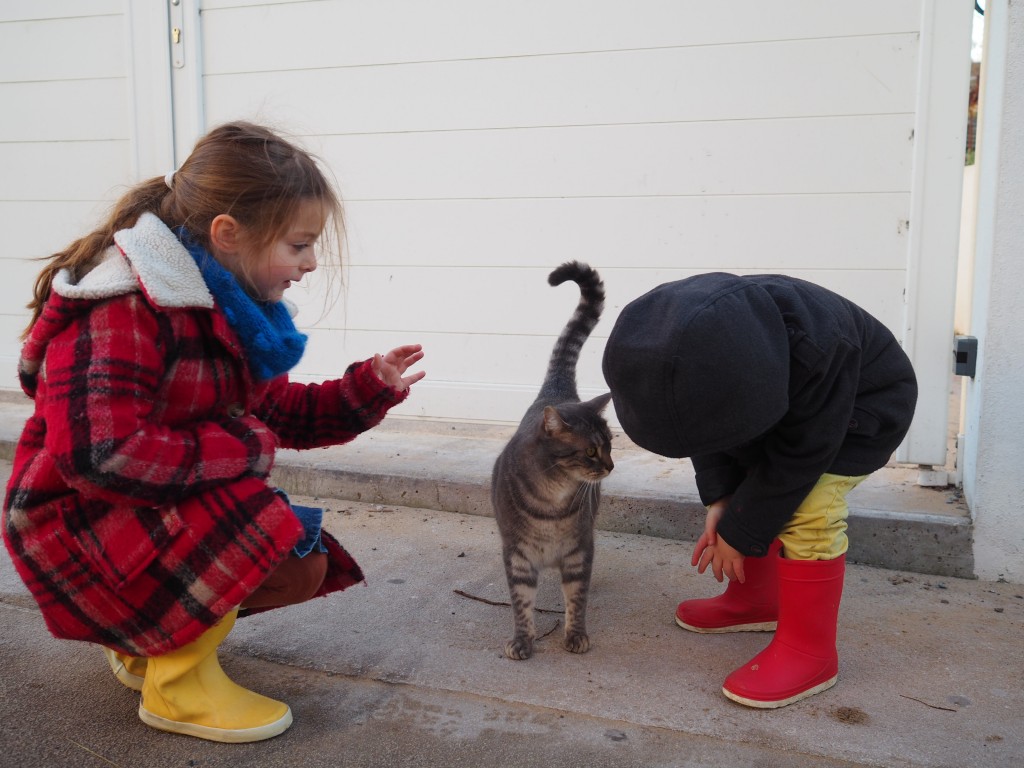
left=372, top=344, right=425, bottom=392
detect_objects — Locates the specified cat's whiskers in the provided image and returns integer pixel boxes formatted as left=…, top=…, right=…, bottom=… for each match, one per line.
left=570, top=482, right=589, bottom=512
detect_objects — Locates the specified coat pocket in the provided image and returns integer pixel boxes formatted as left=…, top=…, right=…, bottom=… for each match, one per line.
left=846, top=406, right=882, bottom=438
left=60, top=498, right=186, bottom=591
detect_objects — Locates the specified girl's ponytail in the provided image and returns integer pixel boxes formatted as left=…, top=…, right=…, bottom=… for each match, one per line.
left=23, top=176, right=171, bottom=337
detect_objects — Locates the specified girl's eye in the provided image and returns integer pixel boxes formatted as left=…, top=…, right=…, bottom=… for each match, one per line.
left=586, top=447, right=597, bottom=457
left=292, top=243, right=310, bottom=252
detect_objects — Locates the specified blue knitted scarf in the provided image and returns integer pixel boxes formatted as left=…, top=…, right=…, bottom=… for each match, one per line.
left=176, top=228, right=307, bottom=381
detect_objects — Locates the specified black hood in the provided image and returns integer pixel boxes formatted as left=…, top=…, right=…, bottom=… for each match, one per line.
left=602, top=273, right=790, bottom=458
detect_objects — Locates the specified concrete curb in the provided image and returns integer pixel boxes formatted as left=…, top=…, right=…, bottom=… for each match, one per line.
left=0, top=394, right=974, bottom=579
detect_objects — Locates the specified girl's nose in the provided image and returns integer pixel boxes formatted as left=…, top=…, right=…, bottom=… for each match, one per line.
left=301, top=249, right=317, bottom=273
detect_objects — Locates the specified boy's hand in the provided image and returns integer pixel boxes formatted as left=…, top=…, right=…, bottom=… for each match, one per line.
left=372, top=344, right=425, bottom=391
left=695, top=537, right=746, bottom=584
left=691, top=496, right=747, bottom=583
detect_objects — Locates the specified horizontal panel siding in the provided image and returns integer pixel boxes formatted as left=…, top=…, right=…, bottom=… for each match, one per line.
left=0, top=1, right=942, bottom=442
left=204, top=34, right=918, bottom=133
left=0, top=6, right=132, bottom=370
left=200, top=0, right=922, bottom=74
left=194, top=1, right=929, bottom=427
left=0, top=80, right=128, bottom=142
left=0, top=314, right=25, bottom=381
left=0, top=14, right=124, bottom=82
left=289, top=264, right=908, bottom=424
left=0, top=141, right=131, bottom=201
left=287, top=265, right=908, bottom=423
left=293, top=264, right=909, bottom=338
left=2, top=202, right=114, bottom=261
left=341, top=196, right=911, bottom=270
left=0, top=1, right=119, bottom=23
left=317, top=117, right=913, bottom=200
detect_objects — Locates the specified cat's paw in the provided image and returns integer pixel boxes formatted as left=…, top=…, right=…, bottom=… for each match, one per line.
left=563, top=630, right=590, bottom=654
left=504, top=637, right=534, bottom=660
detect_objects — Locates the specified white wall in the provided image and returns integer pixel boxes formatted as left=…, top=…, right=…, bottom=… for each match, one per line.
left=963, top=0, right=1024, bottom=584
left=0, top=1, right=133, bottom=373
left=193, top=0, right=963, bottom=466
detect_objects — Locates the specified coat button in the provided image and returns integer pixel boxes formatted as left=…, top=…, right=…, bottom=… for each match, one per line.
left=849, top=418, right=859, bottom=430
left=227, top=403, right=245, bottom=418
left=750, top=543, right=766, bottom=556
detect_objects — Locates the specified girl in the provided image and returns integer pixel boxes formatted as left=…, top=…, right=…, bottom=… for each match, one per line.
left=2, top=122, right=425, bottom=742
left=602, top=272, right=917, bottom=709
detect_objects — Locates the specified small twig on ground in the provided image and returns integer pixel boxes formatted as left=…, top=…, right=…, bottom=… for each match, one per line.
left=453, top=589, right=562, bottom=614
left=66, top=739, right=124, bottom=767
left=899, top=694, right=958, bottom=712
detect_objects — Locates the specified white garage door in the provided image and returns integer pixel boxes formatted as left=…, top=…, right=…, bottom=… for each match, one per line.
left=0, top=0, right=974, bottom=467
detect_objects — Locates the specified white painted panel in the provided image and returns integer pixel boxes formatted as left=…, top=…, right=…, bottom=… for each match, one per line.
left=0, top=80, right=128, bottom=142
left=204, top=34, right=918, bottom=134
left=341, top=195, right=911, bottom=271
left=0, top=258, right=47, bottom=320
left=291, top=264, right=909, bottom=425
left=290, top=266, right=908, bottom=371
left=320, top=116, right=913, bottom=201
left=294, top=264, right=910, bottom=340
left=291, top=327, right=611, bottom=425
left=898, top=0, right=976, bottom=466
left=0, top=1, right=119, bottom=23
left=201, top=0, right=922, bottom=74
left=0, top=313, right=26, bottom=390
left=125, top=1, right=176, bottom=179
left=1, top=202, right=114, bottom=261
left=0, top=140, right=131, bottom=201
left=0, top=15, right=125, bottom=82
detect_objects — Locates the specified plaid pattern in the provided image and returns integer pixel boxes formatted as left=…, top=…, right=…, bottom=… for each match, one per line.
left=3, top=219, right=406, bottom=656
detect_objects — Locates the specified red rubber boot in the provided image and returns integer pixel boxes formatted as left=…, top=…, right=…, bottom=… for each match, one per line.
left=722, top=554, right=846, bottom=709
left=675, top=539, right=782, bottom=633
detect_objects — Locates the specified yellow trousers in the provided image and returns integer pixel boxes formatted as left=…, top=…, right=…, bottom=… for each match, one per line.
left=777, top=473, right=868, bottom=560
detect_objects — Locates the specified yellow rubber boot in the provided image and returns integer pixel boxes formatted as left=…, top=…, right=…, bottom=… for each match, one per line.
left=102, top=647, right=148, bottom=691
left=138, top=609, right=292, bottom=742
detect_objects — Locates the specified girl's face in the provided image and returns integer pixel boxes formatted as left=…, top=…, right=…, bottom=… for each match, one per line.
left=214, top=198, right=325, bottom=303
left=251, top=198, right=325, bottom=303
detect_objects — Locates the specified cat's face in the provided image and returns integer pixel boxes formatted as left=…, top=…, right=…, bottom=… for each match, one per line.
left=541, top=404, right=614, bottom=482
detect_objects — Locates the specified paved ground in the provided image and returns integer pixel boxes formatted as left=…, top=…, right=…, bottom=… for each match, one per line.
left=2, top=467, right=1022, bottom=767
left=1, top=397, right=1021, bottom=767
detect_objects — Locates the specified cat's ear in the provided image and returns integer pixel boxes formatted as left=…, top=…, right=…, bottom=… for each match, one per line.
left=587, top=392, right=613, bottom=412
left=541, top=405, right=568, bottom=436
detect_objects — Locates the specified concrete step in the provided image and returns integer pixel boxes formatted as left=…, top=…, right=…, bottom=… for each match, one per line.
left=0, top=395, right=973, bottom=578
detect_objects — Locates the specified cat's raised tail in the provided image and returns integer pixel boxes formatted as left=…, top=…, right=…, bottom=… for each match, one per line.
left=538, top=261, right=605, bottom=404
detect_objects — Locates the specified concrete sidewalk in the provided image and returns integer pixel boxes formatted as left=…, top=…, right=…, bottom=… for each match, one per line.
left=0, top=396, right=1021, bottom=767
left=1, top=463, right=1021, bottom=767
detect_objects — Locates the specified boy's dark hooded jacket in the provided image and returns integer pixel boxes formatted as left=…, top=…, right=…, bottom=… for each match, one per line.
left=601, top=273, right=917, bottom=557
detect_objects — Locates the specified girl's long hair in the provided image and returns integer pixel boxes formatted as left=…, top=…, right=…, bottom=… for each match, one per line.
left=24, top=121, right=344, bottom=337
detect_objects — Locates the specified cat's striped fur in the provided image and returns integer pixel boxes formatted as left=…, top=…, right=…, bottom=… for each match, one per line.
left=491, top=261, right=613, bottom=660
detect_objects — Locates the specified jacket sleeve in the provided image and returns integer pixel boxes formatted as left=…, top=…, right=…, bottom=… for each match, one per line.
left=691, top=453, right=745, bottom=506
left=253, top=359, right=409, bottom=450
left=42, top=295, right=277, bottom=508
left=715, top=337, right=861, bottom=557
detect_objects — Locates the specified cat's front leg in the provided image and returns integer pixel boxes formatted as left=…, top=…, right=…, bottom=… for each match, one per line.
left=560, top=545, right=593, bottom=654
left=503, top=550, right=539, bottom=660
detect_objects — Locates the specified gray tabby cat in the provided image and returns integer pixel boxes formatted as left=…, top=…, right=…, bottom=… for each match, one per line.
left=491, top=261, right=614, bottom=660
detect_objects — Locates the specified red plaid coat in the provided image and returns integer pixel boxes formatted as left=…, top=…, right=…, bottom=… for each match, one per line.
left=2, top=213, right=408, bottom=656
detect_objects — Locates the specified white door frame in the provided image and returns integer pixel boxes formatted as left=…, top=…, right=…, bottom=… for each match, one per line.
left=898, top=0, right=975, bottom=466
left=125, top=0, right=203, bottom=176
